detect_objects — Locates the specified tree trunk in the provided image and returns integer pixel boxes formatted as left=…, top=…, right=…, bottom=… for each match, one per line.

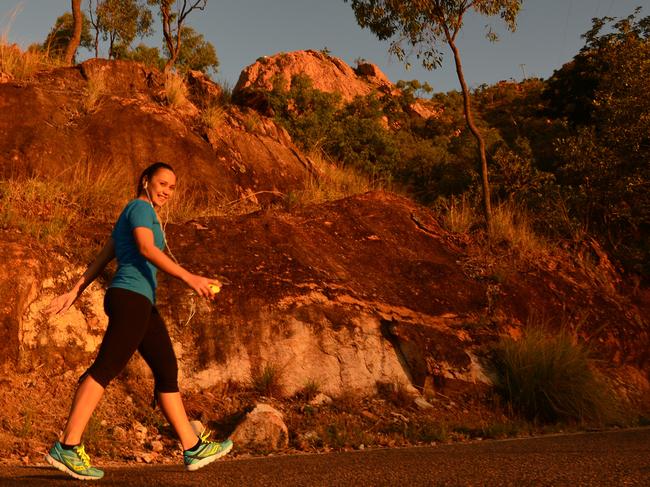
left=447, top=39, right=493, bottom=230
left=64, top=0, right=83, bottom=65
left=160, top=4, right=176, bottom=72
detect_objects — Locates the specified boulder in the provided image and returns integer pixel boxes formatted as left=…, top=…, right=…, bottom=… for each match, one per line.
left=186, top=69, right=222, bottom=107
left=309, top=393, right=333, bottom=406
left=230, top=403, right=288, bottom=451
left=234, top=50, right=392, bottom=106
left=79, top=58, right=162, bottom=96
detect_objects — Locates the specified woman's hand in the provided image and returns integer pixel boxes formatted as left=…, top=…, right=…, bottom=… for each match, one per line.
left=184, top=274, right=221, bottom=299
left=44, top=289, right=80, bottom=316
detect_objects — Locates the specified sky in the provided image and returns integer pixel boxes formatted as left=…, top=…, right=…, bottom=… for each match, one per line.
left=2, top=0, right=646, bottom=93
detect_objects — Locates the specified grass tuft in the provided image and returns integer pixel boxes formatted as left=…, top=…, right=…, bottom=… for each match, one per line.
left=300, top=379, right=321, bottom=401
left=250, top=363, right=284, bottom=398
left=164, top=71, right=189, bottom=108
left=215, top=77, right=233, bottom=105
left=440, top=195, right=478, bottom=234
left=492, top=324, right=617, bottom=424
left=82, top=72, right=105, bottom=113
left=201, top=103, right=225, bottom=131
left=489, top=202, right=548, bottom=259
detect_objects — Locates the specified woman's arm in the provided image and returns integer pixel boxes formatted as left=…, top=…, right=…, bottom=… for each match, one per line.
left=46, top=238, right=116, bottom=316
left=133, top=227, right=217, bottom=298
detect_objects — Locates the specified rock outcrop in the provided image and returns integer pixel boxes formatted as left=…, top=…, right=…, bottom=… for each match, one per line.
left=0, top=59, right=311, bottom=204
left=233, top=50, right=440, bottom=122
left=11, top=192, right=649, bottom=400
left=234, top=50, right=392, bottom=105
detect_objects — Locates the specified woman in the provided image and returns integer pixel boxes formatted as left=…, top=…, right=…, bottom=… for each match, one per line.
left=44, top=162, right=232, bottom=480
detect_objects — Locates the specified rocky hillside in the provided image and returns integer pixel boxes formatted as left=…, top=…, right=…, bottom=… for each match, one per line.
left=1, top=59, right=313, bottom=205
left=1, top=51, right=649, bottom=462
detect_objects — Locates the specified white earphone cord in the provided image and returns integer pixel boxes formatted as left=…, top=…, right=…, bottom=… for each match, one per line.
left=144, top=184, right=196, bottom=326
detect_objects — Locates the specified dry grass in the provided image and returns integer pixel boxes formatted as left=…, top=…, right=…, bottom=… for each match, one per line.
left=489, top=202, right=549, bottom=259
left=82, top=72, right=106, bottom=114
left=164, top=71, right=189, bottom=108
left=201, top=103, right=225, bottom=131
left=0, top=160, right=130, bottom=245
left=1, top=6, right=61, bottom=80
left=284, top=150, right=381, bottom=208
left=0, top=40, right=59, bottom=81
left=440, top=195, right=479, bottom=234
left=160, top=181, right=232, bottom=223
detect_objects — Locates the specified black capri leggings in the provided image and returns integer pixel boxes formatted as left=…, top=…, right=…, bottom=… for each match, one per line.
left=82, top=287, right=179, bottom=395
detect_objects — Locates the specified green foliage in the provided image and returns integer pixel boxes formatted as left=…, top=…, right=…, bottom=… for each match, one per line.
left=346, top=0, right=523, bottom=69
left=42, top=12, right=93, bottom=59
left=493, top=326, right=616, bottom=424
left=548, top=10, right=650, bottom=275
left=120, top=43, right=164, bottom=70
left=96, top=0, right=153, bottom=58
left=147, top=0, right=208, bottom=71
left=266, top=74, right=478, bottom=200
left=166, top=26, right=219, bottom=75
left=267, top=73, right=341, bottom=150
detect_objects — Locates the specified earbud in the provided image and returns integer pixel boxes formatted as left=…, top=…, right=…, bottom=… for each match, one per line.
left=143, top=180, right=148, bottom=189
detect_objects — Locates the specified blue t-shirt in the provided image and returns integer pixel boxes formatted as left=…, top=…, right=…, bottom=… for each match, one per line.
left=110, top=199, right=165, bottom=303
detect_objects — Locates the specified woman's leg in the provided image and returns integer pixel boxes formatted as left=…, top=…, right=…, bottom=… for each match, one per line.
left=137, top=308, right=198, bottom=450
left=157, top=392, right=200, bottom=450
left=61, top=375, right=105, bottom=445
left=62, top=288, right=153, bottom=444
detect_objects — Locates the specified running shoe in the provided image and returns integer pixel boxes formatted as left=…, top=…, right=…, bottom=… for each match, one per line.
left=183, top=429, right=233, bottom=471
left=45, top=441, right=104, bottom=480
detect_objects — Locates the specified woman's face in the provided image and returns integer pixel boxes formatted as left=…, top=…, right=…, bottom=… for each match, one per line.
left=146, top=168, right=176, bottom=208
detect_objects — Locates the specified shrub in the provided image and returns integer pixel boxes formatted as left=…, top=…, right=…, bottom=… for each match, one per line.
left=493, top=326, right=616, bottom=424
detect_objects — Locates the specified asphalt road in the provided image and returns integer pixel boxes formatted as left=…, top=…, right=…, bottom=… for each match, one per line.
left=1, top=428, right=649, bottom=486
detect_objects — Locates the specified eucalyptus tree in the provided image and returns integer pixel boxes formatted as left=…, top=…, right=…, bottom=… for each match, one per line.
left=167, top=26, right=219, bottom=75
left=346, top=0, right=524, bottom=228
left=92, top=0, right=153, bottom=59
left=44, top=10, right=93, bottom=61
left=147, top=0, right=208, bottom=72
left=64, top=0, right=83, bottom=64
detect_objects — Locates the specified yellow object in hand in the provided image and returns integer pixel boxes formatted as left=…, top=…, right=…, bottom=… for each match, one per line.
left=208, top=283, right=221, bottom=294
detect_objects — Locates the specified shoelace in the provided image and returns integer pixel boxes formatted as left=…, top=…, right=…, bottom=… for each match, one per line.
left=74, top=444, right=91, bottom=468
left=199, top=429, right=212, bottom=443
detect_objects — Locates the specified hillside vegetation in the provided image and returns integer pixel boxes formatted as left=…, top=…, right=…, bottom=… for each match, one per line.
left=260, top=13, right=650, bottom=281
